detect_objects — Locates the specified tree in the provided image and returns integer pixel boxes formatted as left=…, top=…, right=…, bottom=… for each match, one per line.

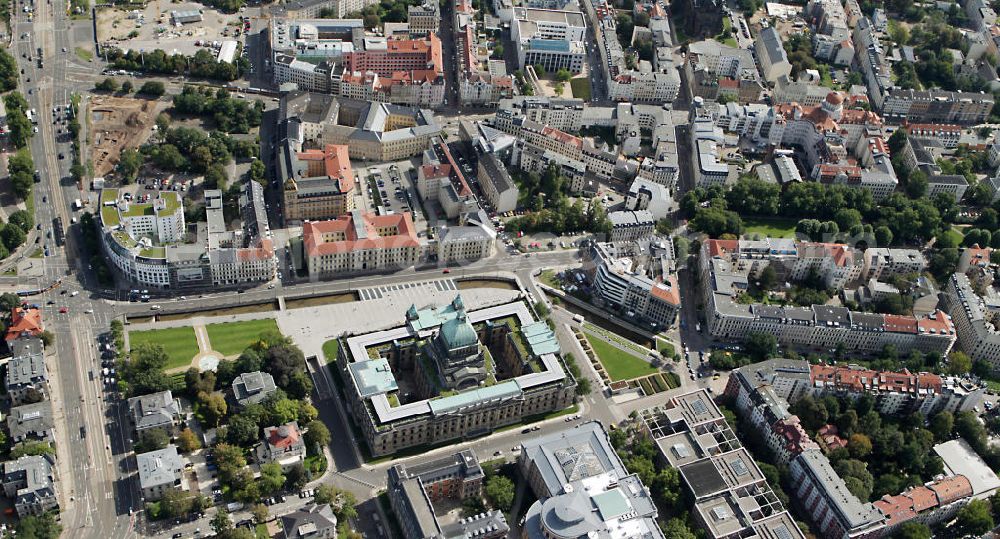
left=160, top=487, right=195, bottom=518
left=8, top=210, right=32, bottom=233
left=213, top=443, right=247, bottom=484
left=225, top=414, right=260, bottom=447
left=212, top=508, right=233, bottom=534
left=0, top=48, right=18, bottom=92
left=134, top=428, right=170, bottom=453
left=555, top=68, right=572, bottom=83
left=847, top=433, right=872, bottom=458
left=661, top=518, right=697, bottom=539
left=138, top=81, right=166, bottom=97
left=121, top=80, right=134, bottom=94
left=893, top=522, right=931, bottom=539
left=0, top=221, right=25, bottom=251
left=745, top=332, right=777, bottom=362
left=198, top=391, right=228, bottom=427
left=484, top=475, right=515, bottom=512
left=757, top=265, right=778, bottom=291
left=791, top=395, right=829, bottom=431
left=94, top=77, right=119, bottom=92
left=251, top=503, right=269, bottom=525
left=956, top=498, right=994, bottom=535
left=835, top=459, right=874, bottom=501
left=533, top=64, right=546, bottom=76
left=304, top=420, right=331, bottom=449
left=13, top=512, right=62, bottom=539
left=947, top=351, right=972, bottom=375
left=314, top=484, right=336, bottom=505
left=265, top=343, right=307, bottom=388
left=286, top=462, right=308, bottom=490
left=177, top=428, right=202, bottom=453
left=258, top=462, right=285, bottom=496
left=286, top=370, right=314, bottom=400
left=118, top=148, right=143, bottom=183
left=929, top=411, right=954, bottom=442
left=0, top=292, right=22, bottom=312
left=874, top=225, right=894, bottom=246
left=248, top=159, right=266, bottom=185
left=204, top=163, right=228, bottom=190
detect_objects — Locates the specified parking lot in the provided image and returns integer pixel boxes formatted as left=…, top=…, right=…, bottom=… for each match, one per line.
left=357, top=159, right=431, bottom=234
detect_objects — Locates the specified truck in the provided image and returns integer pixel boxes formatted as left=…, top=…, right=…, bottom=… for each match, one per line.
left=572, top=314, right=585, bottom=324
left=72, top=199, right=82, bottom=210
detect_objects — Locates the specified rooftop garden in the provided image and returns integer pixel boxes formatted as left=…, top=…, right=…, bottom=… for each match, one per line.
left=139, top=246, right=166, bottom=259
left=101, top=206, right=120, bottom=227
left=157, top=192, right=181, bottom=217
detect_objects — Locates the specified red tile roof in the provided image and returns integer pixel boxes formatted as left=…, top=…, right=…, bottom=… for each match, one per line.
left=965, top=245, right=992, bottom=267
left=883, top=314, right=918, bottom=334
left=5, top=307, right=42, bottom=342
left=916, top=309, right=955, bottom=336
left=303, top=212, right=419, bottom=258
left=650, top=275, right=680, bottom=306
left=874, top=494, right=917, bottom=526
left=929, top=475, right=973, bottom=505
left=266, top=422, right=302, bottom=450
left=296, top=145, right=355, bottom=195
left=705, top=239, right=739, bottom=258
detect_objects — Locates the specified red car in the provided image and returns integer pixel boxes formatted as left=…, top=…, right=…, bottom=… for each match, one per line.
left=58, top=307, right=68, bottom=314
left=442, top=269, right=451, bottom=274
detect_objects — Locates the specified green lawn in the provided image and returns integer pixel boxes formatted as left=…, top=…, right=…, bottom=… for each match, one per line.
left=129, top=327, right=200, bottom=371
left=570, top=77, right=591, bottom=100
left=205, top=319, right=279, bottom=357
left=656, top=339, right=675, bottom=357
left=584, top=333, right=658, bottom=381
left=322, top=339, right=340, bottom=363
left=74, top=47, right=93, bottom=62
left=743, top=216, right=799, bottom=238
left=941, top=227, right=964, bottom=247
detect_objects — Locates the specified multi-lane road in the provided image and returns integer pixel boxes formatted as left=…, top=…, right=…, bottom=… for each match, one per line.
left=12, top=1, right=139, bottom=538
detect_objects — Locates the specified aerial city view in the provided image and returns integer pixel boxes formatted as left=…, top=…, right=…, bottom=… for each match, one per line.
left=6, top=0, right=1000, bottom=535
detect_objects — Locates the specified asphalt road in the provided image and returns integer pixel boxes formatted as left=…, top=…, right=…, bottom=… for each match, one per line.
left=12, top=1, right=138, bottom=538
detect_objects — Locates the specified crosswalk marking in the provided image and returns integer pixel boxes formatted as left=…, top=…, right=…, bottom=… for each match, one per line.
left=357, top=279, right=457, bottom=301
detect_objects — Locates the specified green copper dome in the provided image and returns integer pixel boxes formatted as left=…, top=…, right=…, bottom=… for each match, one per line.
left=440, top=315, right=477, bottom=349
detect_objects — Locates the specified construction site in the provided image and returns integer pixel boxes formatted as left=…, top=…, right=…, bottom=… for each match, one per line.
left=88, top=96, right=163, bottom=178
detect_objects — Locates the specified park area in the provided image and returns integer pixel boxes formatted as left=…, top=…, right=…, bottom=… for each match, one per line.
left=129, top=318, right=283, bottom=371
left=128, top=326, right=199, bottom=370
left=206, top=319, right=279, bottom=357
left=583, top=332, right=658, bottom=381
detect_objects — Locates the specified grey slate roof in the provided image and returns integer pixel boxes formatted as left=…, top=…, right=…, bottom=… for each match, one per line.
left=231, top=371, right=277, bottom=407
left=7, top=402, right=53, bottom=441
left=759, top=27, right=789, bottom=66
left=281, top=503, right=339, bottom=539
left=136, top=445, right=182, bottom=491
left=128, top=390, right=181, bottom=431
left=5, top=337, right=46, bottom=389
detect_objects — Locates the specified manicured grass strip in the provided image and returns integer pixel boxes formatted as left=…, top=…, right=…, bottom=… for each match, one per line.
left=205, top=319, right=280, bottom=357
left=639, top=378, right=655, bottom=395
left=570, top=77, right=591, bottom=100
left=657, top=339, right=675, bottom=357
left=652, top=374, right=668, bottom=392
left=75, top=47, right=93, bottom=61
left=584, top=333, right=658, bottom=381
left=742, top=216, right=799, bottom=238
left=129, top=326, right=199, bottom=370
left=322, top=339, right=340, bottom=364
left=582, top=323, right=650, bottom=356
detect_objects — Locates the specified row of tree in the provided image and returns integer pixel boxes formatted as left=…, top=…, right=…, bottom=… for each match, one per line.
left=104, top=48, right=247, bottom=81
